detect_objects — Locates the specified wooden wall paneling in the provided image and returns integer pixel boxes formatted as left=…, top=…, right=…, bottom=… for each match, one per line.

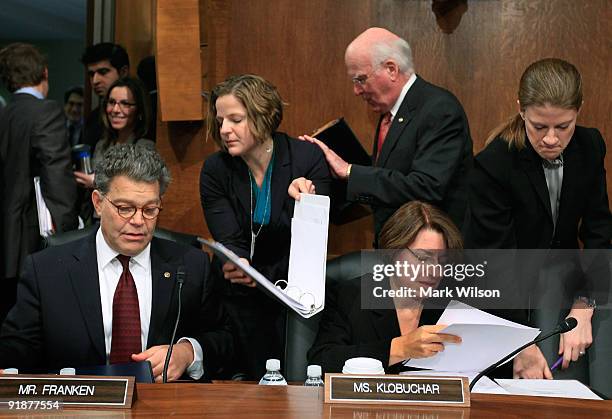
left=114, top=0, right=154, bottom=72
left=374, top=0, right=611, bottom=164
left=215, top=0, right=376, bottom=253
left=156, top=0, right=202, bottom=121
left=149, top=0, right=610, bottom=250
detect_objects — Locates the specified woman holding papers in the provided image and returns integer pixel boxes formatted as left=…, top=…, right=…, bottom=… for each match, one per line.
left=200, top=74, right=330, bottom=379
left=308, top=201, right=462, bottom=373
left=464, top=58, right=611, bottom=394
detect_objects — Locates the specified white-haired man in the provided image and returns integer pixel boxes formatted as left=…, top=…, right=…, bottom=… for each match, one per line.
left=303, top=27, right=472, bottom=243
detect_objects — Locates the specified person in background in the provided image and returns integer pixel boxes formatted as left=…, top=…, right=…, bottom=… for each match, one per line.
left=0, top=145, right=234, bottom=381
left=308, top=201, right=462, bottom=373
left=301, top=27, right=472, bottom=243
left=463, top=58, right=612, bottom=395
left=80, top=42, right=129, bottom=151
left=200, top=74, right=331, bottom=380
left=0, top=42, right=78, bottom=324
left=74, top=77, right=154, bottom=190
left=63, top=86, right=84, bottom=146
left=137, top=55, right=157, bottom=142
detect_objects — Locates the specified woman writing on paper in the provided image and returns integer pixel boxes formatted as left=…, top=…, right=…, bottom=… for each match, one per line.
left=200, top=74, right=331, bottom=379
left=308, top=201, right=462, bottom=373
left=463, top=58, right=611, bottom=394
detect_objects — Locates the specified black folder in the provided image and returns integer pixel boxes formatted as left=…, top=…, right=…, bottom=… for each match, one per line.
left=76, top=361, right=154, bottom=383
left=312, top=118, right=371, bottom=166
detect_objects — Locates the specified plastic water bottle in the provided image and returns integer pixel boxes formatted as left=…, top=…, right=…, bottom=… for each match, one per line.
left=259, top=359, right=287, bottom=385
left=304, top=365, right=324, bottom=387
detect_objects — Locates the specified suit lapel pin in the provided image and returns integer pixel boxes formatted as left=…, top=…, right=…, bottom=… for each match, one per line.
left=398, top=117, right=404, bottom=123
left=163, top=272, right=171, bottom=279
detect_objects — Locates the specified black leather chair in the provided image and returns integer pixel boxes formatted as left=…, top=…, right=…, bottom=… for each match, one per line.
left=44, top=224, right=201, bottom=249
left=283, top=251, right=364, bottom=381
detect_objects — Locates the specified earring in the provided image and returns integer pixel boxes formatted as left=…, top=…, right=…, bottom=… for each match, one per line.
left=265, top=142, right=273, bottom=153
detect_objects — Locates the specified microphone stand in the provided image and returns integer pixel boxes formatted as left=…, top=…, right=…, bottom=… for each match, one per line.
left=469, top=318, right=577, bottom=391
left=162, top=267, right=185, bottom=383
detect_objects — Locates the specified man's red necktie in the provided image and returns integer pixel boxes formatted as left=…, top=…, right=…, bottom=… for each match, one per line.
left=376, top=112, right=393, bottom=159
left=109, top=254, right=141, bottom=364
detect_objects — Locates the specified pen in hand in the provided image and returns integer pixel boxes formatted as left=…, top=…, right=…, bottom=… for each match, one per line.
left=550, top=356, right=563, bottom=372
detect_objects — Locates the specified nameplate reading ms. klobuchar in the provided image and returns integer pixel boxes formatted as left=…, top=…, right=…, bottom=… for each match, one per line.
left=0, top=375, right=135, bottom=409
left=324, top=374, right=470, bottom=407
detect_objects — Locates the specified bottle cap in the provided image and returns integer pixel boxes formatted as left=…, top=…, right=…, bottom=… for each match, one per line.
left=342, top=357, right=385, bottom=375
left=307, top=364, right=322, bottom=377
left=60, top=368, right=76, bottom=375
left=265, top=359, right=281, bottom=371
left=2, top=368, right=18, bottom=374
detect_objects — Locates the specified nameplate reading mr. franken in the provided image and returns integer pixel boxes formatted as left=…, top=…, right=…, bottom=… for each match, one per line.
left=0, top=375, right=135, bottom=409
left=324, top=374, right=470, bottom=407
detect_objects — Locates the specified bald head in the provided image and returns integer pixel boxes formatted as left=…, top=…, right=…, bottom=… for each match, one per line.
left=344, top=27, right=414, bottom=113
left=345, top=27, right=414, bottom=75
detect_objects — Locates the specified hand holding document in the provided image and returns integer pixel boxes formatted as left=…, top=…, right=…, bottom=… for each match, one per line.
left=199, top=193, right=330, bottom=318
left=406, top=301, right=540, bottom=372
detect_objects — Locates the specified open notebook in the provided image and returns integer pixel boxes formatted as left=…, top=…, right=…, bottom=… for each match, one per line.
left=199, top=193, right=329, bottom=318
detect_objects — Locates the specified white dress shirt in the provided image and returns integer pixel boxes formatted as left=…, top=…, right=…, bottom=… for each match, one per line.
left=388, top=73, right=417, bottom=121
left=95, top=229, right=203, bottom=379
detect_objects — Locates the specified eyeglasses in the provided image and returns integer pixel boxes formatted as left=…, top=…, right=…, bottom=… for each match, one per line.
left=102, top=194, right=162, bottom=220
left=106, top=98, right=136, bottom=112
left=407, top=249, right=448, bottom=265
left=351, top=68, right=378, bottom=86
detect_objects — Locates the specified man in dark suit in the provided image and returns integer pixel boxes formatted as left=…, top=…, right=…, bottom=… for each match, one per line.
left=303, top=27, right=472, bottom=241
left=80, top=43, right=129, bottom=150
left=63, top=86, right=84, bottom=146
left=0, top=145, right=233, bottom=381
left=0, top=43, right=78, bottom=322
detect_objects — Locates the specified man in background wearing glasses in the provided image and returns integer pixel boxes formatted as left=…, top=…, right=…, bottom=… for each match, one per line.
left=302, top=27, right=472, bottom=244
left=0, top=145, right=233, bottom=382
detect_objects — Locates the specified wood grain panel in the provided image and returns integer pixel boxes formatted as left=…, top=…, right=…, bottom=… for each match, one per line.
left=156, top=0, right=202, bottom=121
left=114, top=0, right=154, bottom=74
left=144, top=0, right=611, bottom=251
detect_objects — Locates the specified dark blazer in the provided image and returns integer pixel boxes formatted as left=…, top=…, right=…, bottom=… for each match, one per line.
left=0, top=93, right=78, bottom=279
left=0, top=232, right=234, bottom=379
left=200, top=132, right=331, bottom=281
left=464, top=126, right=612, bottom=250
left=82, top=105, right=104, bottom=150
left=308, top=276, right=442, bottom=374
left=200, top=132, right=330, bottom=378
left=347, top=76, right=473, bottom=238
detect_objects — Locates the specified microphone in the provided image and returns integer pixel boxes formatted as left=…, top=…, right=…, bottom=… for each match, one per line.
left=469, top=317, right=577, bottom=391
left=162, top=266, right=186, bottom=383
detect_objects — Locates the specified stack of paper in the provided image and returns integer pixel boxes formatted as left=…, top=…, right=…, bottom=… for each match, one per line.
left=198, top=193, right=330, bottom=318
left=34, top=176, right=54, bottom=237
left=287, top=194, right=330, bottom=312
left=405, top=300, right=540, bottom=372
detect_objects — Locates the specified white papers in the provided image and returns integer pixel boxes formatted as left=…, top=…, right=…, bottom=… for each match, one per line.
left=198, top=238, right=316, bottom=316
left=402, top=370, right=509, bottom=394
left=406, top=300, right=540, bottom=372
left=496, top=379, right=602, bottom=400
left=198, top=193, right=330, bottom=318
left=287, top=194, right=330, bottom=311
left=34, top=176, right=54, bottom=237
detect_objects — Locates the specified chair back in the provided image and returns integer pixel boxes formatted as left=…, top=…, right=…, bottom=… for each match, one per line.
left=284, top=251, right=363, bottom=381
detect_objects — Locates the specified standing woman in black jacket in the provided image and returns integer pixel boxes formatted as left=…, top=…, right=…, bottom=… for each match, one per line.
left=464, top=58, right=611, bottom=394
left=200, top=74, right=330, bottom=379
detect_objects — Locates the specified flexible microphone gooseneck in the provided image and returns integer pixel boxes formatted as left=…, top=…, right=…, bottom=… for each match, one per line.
left=162, top=266, right=186, bottom=383
left=469, top=317, right=578, bottom=391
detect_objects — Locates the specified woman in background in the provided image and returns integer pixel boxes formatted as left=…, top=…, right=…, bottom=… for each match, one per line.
left=464, top=58, right=611, bottom=395
left=200, top=74, right=330, bottom=379
left=308, top=201, right=462, bottom=373
left=74, top=77, right=154, bottom=189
